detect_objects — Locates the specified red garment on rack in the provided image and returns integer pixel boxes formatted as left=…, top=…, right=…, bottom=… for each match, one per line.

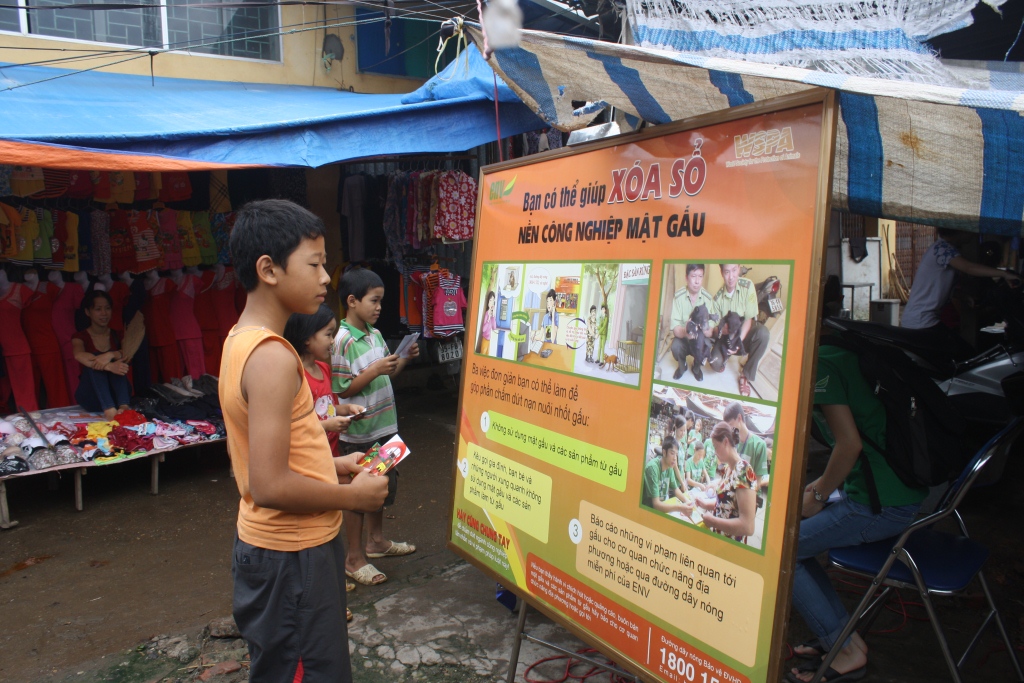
left=212, top=277, right=241, bottom=339
left=170, top=273, right=205, bottom=379
left=143, top=277, right=178, bottom=347
left=195, top=270, right=221, bottom=374
left=108, top=210, right=137, bottom=274
left=52, top=282, right=84, bottom=397
left=23, top=284, right=70, bottom=407
left=0, top=283, right=38, bottom=410
left=107, top=280, right=130, bottom=334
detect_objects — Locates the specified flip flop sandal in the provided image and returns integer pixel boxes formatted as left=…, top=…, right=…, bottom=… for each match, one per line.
left=345, top=564, right=387, bottom=586
left=792, top=638, right=825, bottom=659
left=366, top=541, right=417, bottom=558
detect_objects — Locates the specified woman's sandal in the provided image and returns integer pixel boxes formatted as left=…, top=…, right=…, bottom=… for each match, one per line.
left=792, top=638, right=824, bottom=659
left=366, top=541, right=417, bottom=558
left=738, top=376, right=751, bottom=397
left=785, top=657, right=866, bottom=683
left=345, top=564, right=387, bottom=585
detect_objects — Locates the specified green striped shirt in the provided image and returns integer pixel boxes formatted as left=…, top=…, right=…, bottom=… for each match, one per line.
left=331, top=320, right=397, bottom=444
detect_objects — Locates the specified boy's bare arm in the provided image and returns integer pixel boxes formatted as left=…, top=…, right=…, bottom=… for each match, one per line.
left=245, top=342, right=388, bottom=512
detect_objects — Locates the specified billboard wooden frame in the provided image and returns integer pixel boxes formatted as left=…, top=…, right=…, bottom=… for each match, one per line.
left=447, top=87, right=839, bottom=683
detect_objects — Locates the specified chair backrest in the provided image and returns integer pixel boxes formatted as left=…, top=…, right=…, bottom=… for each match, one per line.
left=934, top=417, right=1024, bottom=515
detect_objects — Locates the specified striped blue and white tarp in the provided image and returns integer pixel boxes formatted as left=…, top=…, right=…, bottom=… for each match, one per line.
left=467, top=26, right=1024, bottom=235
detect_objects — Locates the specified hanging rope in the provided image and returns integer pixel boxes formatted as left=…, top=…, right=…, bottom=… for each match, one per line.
left=435, top=17, right=469, bottom=79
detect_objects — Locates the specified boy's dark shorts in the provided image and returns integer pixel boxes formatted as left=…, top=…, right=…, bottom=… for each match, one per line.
left=345, top=437, right=399, bottom=508
left=232, top=533, right=352, bottom=683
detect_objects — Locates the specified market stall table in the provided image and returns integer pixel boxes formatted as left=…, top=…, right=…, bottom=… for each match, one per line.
left=0, top=406, right=225, bottom=527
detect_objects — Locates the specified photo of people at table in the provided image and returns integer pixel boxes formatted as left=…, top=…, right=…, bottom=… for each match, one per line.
left=643, top=384, right=776, bottom=550
left=654, top=261, right=791, bottom=402
left=473, top=261, right=648, bottom=387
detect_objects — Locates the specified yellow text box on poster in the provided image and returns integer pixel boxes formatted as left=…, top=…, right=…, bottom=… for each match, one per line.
left=465, top=442, right=552, bottom=543
left=486, top=411, right=628, bottom=492
left=577, top=501, right=764, bottom=667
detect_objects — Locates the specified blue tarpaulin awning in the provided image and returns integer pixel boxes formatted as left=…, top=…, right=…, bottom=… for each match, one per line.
left=0, top=44, right=544, bottom=170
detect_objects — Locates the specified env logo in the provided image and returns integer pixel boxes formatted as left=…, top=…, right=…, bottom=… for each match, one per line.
left=489, top=175, right=517, bottom=202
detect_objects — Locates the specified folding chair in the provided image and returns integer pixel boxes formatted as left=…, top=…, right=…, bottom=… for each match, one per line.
left=808, top=417, right=1024, bottom=683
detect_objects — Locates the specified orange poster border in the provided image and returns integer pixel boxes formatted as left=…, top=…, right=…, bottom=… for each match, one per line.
left=446, top=87, right=839, bottom=683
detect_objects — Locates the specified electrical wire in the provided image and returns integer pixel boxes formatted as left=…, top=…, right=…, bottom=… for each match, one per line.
left=522, top=647, right=635, bottom=683
left=358, top=25, right=439, bottom=70
left=0, top=50, right=148, bottom=90
left=0, top=7, right=457, bottom=71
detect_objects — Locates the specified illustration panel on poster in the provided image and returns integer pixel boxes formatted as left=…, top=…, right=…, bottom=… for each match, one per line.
left=473, top=261, right=650, bottom=387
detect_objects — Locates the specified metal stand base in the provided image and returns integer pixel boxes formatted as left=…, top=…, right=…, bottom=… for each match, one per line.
left=505, top=600, right=641, bottom=683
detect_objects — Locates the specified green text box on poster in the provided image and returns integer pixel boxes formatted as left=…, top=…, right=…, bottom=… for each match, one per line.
left=485, top=411, right=628, bottom=491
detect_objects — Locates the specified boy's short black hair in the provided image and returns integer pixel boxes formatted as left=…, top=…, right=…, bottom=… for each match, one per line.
left=230, top=199, right=326, bottom=292
left=590, top=305, right=597, bottom=313
left=283, top=304, right=337, bottom=357
left=340, top=267, right=385, bottom=303
left=685, top=263, right=705, bottom=277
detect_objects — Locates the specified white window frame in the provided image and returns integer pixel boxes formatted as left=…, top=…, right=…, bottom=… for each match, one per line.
left=0, top=0, right=283, bottom=64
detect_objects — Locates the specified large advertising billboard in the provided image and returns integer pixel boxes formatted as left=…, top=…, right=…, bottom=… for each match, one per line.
left=448, top=91, right=837, bottom=683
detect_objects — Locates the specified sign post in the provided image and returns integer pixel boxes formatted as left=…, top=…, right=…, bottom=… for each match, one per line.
left=449, top=90, right=838, bottom=683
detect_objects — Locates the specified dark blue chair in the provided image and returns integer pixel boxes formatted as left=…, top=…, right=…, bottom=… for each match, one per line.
left=809, top=418, right=1024, bottom=683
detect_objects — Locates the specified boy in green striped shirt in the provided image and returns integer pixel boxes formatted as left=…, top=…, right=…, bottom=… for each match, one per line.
left=332, top=268, right=418, bottom=586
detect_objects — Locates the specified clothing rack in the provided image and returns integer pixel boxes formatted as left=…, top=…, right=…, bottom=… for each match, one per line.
left=340, top=150, right=486, bottom=177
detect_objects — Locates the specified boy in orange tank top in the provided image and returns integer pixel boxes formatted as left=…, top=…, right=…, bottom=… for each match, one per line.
left=220, top=200, right=388, bottom=682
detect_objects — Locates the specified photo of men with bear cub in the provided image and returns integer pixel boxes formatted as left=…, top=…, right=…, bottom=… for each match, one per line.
left=654, top=262, right=791, bottom=402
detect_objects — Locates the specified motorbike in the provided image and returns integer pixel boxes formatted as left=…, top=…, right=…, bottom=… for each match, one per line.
left=823, top=281, right=1024, bottom=431
left=755, top=276, right=785, bottom=323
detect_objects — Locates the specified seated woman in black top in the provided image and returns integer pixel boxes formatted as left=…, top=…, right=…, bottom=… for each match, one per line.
left=71, top=290, right=132, bottom=420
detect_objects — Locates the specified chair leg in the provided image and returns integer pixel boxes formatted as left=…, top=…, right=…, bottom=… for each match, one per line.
left=913, top=580, right=964, bottom=683
left=855, top=585, right=892, bottom=636
left=975, top=572, right=1024, bottom=681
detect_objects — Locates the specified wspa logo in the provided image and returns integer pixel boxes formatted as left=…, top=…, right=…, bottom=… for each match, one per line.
left=488, top=175, right=517, bottom=202
left=733, top=127, right=795, bottom=158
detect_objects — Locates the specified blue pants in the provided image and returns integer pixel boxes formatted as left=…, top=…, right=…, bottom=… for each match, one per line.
left=791, top=491, right=919, bottom=650
left=75, top=366, right=132, bottom=413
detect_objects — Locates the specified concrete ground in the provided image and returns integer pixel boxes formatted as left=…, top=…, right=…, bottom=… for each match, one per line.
left=1, top=376, right=1022, bottom=683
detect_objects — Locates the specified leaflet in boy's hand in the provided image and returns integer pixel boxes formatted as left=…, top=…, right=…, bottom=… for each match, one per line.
left=357, top=435, right=410, bottom=475
left=393, top=333, right=420, bottom=358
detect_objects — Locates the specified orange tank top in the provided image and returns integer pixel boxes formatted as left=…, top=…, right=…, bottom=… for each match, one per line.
left=219, top=325, right=342, bottom=551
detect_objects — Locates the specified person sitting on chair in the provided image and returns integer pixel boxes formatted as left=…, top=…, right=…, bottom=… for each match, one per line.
left=710, top=264, right=770, bottom=397
left=786, top=327, right=928, bottom=683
